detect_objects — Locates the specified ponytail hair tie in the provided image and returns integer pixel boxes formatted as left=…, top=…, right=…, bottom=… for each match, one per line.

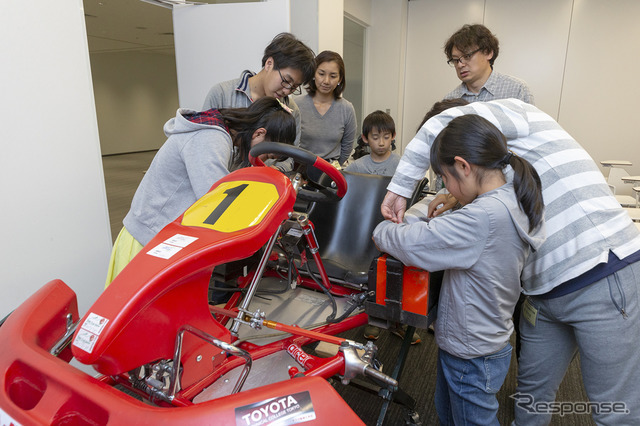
left=276, top=98, right=293, bottom=114
left=502, top=151, right=514, bottom=166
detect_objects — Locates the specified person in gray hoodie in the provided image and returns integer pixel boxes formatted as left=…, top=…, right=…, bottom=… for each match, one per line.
left=373, top=115, right=545, bottom=425
left=105, top=96, right=296, bottom=286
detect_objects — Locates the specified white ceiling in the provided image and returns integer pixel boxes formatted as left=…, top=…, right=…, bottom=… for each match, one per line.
left=83, top=0, right=256, bottom=56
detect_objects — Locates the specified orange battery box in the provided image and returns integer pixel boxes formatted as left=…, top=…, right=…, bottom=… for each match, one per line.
left=365, top=254, right=442, bottom=329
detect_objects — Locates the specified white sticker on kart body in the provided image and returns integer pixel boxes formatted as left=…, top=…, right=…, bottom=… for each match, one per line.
left=164, top=234, right=198, bottom=247
left=80, top=312, right=109, bottom=335
left=147, top=234, right=199, bottom=259
left=72, top=312, right=109, bottom=353
left=147, top=244, right=182, bottom=259
left=72, top=328, right=99, bottom=354
left=1, top=406, right=22, bottom=426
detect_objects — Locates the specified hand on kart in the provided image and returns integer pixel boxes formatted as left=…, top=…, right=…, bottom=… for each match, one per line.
left=427, top=193, right=458, bottom=218
left=381, top=191, right=407, bottom=223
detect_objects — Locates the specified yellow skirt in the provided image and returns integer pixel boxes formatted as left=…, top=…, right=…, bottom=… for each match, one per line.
left=105, top=227, right=144, bottom=288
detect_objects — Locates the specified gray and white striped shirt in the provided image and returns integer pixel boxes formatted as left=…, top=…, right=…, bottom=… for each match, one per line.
left=389, top=99, right=640, bottom=295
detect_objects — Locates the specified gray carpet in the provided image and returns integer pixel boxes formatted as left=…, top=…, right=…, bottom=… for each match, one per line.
left=329, top=325, right=594, bottom=426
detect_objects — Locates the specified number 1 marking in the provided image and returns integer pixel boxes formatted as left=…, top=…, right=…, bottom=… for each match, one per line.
left=204, top=183, right=249, bottom=226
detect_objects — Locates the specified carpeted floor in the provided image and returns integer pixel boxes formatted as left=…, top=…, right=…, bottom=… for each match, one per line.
left=330, top=325, right=594, bottom=426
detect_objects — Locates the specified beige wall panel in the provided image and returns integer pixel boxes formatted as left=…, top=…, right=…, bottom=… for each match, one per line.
left=559, top=0, right=640, bottom=179
left=402, top=0, right=484, bottom=150
left=484, top=0, right=573, bottom=119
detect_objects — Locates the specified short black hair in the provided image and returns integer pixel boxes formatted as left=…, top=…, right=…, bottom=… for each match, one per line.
left=416, top=98, right=470, bottom=132
left=262, top=32, right=316, bottom=84
left=444, top=24, right=499, bottom=67
left=362, top=110, right=395, bottom=139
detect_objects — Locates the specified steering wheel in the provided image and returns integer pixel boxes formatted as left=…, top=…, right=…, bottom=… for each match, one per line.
left=249, top=142, right=347, bottom=202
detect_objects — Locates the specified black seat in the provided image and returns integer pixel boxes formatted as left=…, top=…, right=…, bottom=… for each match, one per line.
left=303, top=171, right=428, bottom=287
left=306, top=171, right=392, bottom=286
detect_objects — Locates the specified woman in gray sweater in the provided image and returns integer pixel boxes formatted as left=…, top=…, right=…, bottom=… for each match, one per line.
left=295, top=50, right=357, bottom=167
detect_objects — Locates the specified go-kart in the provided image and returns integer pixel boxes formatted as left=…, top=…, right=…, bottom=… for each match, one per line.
left=0, top=143, right=434, bottom=426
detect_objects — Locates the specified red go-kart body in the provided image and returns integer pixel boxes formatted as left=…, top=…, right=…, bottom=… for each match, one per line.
left=0, top=146, right=392, bottom=426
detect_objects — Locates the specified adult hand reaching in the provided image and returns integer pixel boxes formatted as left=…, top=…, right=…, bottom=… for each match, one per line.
left=381, top=191, right=407, bottom=223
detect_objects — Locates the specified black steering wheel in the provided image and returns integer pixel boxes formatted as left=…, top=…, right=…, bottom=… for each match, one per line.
left=249, top=142, right=347, bottom=202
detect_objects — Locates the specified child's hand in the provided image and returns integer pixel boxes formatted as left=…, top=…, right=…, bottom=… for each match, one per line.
left=428, top=193, right=458, bottom=218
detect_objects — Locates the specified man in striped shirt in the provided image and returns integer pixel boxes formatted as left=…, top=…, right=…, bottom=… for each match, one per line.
left=382, top=98, right=640, bottom=425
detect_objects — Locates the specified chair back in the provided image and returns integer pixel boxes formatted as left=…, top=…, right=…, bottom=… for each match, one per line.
left=308, top=171, right=391, bottom=285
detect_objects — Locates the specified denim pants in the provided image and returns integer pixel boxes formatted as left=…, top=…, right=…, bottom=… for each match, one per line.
left=515, top=260, right=640, bottom=425
left=436, top=343, right=512, bottom=425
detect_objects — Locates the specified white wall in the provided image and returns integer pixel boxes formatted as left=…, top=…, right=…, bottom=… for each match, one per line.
left=92, top=0, right=640, bottom=182
left=344, top=0, right=371, bottom=26
left=401, top=0, right=573, bottom=149
left=91, top=51, right=179, bottom=155
left=0, top=0, right=112, bottom=318
left=291, top=0, right=320, bottom=53
left=365, top=0, right=408, bottom=142
left=558, top=0, right=640, bottom=184
left=173, top=0, right=290, bottom=110
left=366, top=0, right=640, bottom=182
left=401, top=0, right=484, bottom=147
left=291, top=0, right=346, bottom=55
left=318, top=0, right=345, bottom=54
left=484, top=0, right=573, bottom=119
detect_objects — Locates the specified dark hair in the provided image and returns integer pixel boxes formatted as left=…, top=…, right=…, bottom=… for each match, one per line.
left=262, top=32, right=316, bottom=85
left=362, top=110, right=395, bottom=139
left=305, top=50, right=346, bottom=99
left=416, top=98, right=470, bottom=132
left=430, top=115, right=543, bottom=231
left=219, top=97, right=296, bottom=168
left=444, top=24, right=499, bottom=67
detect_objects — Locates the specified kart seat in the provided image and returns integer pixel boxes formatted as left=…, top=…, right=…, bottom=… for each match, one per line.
left=306, top=171, right=427, bottom=286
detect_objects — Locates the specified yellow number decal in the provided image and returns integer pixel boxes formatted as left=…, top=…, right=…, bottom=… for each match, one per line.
left=181, top=181, right=279, bottom=232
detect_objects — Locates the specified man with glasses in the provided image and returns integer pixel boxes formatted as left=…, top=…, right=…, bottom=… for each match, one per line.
left=202, top=32, right=315, bottom=172
left=441, top=24, right=534, bottom=365
left=443, top=24, right=534, bottom=104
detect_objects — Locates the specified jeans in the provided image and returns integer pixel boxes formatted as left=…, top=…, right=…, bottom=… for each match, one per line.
left=515, top=260, right=640, bottom=426
left=436, top=343, right=512, bottom=425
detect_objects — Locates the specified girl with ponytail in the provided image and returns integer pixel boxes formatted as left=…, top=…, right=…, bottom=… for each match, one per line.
left=429, top=114, right=544, bottom=232
left=373, top=114, right=546, bottom=425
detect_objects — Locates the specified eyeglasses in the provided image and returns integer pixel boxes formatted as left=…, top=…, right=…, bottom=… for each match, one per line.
left=447, top=48, right=481, bottom=67
left=277, top=68, right=302, bottom=95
